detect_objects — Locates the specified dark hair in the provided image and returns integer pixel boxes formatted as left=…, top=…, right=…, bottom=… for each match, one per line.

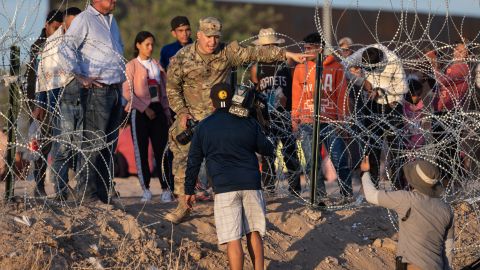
left=46, top=9, right=63, bottom=23
left=171, top=16, right=190, bottom=30
left=64, top=7, right=82, bottom=17
left=133, top=31, right=156, bottom=57
left=405, top=78, right=423, bottom=103
left=303, top=32, right=325, bottom=47
left=453, top=39, right=473, bottom=56
left=362, top=47, right=384, bottom=65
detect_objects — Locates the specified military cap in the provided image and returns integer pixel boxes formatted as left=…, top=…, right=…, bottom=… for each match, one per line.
left=199, top=17, right=222, bottom=36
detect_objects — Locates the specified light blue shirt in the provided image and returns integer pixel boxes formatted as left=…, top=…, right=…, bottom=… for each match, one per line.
left=60, top=5, right=125, bottom=84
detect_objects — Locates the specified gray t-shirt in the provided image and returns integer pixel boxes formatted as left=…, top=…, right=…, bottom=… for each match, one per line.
left=377, top=189, right=454, bottom=270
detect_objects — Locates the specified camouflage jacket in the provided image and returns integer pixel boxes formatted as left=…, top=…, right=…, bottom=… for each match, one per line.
left=166, top=41, right=286, bottom=120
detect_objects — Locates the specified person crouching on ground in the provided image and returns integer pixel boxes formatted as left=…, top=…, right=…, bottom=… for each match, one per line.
left=360, top=156, right=454, bottom=270
left=184, top=83, right=275, bottom=270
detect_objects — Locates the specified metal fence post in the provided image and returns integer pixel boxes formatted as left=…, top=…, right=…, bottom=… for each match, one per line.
left=4, top=45, right=20, bottom=201
left=309, top=53, right=323, bottom=206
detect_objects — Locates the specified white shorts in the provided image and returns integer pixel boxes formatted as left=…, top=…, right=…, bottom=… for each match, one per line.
left=214, top=190, right=266, bottom=244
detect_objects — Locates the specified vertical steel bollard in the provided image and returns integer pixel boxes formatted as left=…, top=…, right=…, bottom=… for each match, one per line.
left=4, top=46, right=20, bottom=201
left=309, top=53, right=323, bottom=206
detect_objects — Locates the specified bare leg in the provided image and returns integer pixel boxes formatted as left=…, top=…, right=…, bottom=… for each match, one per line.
left=227, top=239, right=244, bottom=270
left=246, top=232, right=264, bottom=270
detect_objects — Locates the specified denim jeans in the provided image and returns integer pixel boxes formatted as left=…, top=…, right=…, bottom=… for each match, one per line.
left=300, top=123, right=352, bottom=197
left=33, top=88, right=61, bottom=190
left=77, top=85, right=123, bottom=202
left=35, top=88, right=61, bottom=111
left=50, top=80, right=84, bottom=195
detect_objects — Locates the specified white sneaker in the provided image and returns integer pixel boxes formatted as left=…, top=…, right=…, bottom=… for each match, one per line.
left=161, top=190, right=173, bottom=203
left=141, top=189, right=152, bottom=202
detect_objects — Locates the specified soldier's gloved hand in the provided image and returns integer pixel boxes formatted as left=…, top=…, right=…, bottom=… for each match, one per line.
left=180, top=113, right=193, bottom=130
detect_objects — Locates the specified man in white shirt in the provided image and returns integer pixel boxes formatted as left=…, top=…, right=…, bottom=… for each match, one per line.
left=345, top=44, right=408, bottom=188
left=35, top=7, right=82, bottom=200
left=27, top=9, right=63, bottom=197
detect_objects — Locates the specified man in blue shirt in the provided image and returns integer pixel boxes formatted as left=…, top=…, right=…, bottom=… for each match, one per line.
left=185, top=83, right=274, bottom=270
left=159, top=16, right=192, bottom=70
left=60, top=0, right=124, bottom=204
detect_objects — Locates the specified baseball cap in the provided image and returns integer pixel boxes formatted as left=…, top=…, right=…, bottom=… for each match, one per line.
left=171, top=16, right=190, bottom=30
left=199, top=17, right=222, bottom=36
left=210, top=83, right=233, bottom=109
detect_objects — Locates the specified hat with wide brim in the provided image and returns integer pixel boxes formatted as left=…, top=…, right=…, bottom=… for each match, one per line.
left=403, top=159, right=444, bottom=198
left=252, top=28, right=285, bottom=45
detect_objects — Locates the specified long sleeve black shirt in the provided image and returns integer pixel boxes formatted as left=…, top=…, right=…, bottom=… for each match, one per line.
left=185, top=109, right=275, bottom=195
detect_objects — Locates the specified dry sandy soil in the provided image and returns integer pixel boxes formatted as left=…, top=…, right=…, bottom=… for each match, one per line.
left=0, top=176, right=478, bottom=270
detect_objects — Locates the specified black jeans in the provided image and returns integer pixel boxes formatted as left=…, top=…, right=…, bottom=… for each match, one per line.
left=362, top=101, right=405, bottom=188
left=131, top=103, right=173, bottom=190
left=261, top=110, right=301, bottom=192
left=432, top=111, right=462, bottom=184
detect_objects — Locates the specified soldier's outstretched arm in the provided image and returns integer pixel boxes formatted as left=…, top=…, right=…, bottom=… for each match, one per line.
left=227, top=41, right=286, bottom=67
left=227, top=41, right=311, bottom=67
left=166, top=57, right=189, bottom=116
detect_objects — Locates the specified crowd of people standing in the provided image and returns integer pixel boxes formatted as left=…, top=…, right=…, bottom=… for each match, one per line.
left=19, top=0, right=475, bottom=269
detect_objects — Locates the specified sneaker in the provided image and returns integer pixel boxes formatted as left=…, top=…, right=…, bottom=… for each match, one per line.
left=196, top=192, right=212, bottom=202
left=141, top=189, right=152, bottom=202
left=161, top=190, right=173, bottom=203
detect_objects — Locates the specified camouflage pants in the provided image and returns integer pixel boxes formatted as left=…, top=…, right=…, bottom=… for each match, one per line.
left=168, top=118, right=191, bottom=195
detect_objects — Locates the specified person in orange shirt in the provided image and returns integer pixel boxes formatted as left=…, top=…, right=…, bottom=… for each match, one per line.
left=292, top=33, right=352, bottom=205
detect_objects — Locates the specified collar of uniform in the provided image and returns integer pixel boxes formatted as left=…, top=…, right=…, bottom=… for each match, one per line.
left=194, top=41, right=214, bottom=63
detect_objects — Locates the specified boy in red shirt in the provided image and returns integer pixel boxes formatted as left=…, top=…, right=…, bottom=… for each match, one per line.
left=292, top=33, right=352, bottom=204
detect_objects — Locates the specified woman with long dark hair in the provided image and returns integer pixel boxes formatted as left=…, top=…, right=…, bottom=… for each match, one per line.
left=123, top=31, right=173, bottom=202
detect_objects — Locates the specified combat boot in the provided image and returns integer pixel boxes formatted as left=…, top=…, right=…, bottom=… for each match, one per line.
left=165, top=195, right=190, bottom=224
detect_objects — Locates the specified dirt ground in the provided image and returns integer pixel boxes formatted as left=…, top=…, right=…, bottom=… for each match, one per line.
left=0, top=176, right=479, bottom=269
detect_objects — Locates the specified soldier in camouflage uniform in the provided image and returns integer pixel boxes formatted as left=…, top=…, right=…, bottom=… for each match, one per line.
left=165, top=17, right=309, bottom=223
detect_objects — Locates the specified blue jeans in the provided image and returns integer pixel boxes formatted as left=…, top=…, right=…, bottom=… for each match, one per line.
left=77, top=85, right=123, bottom=202
left=50, top=80, right=84, bottom=195
left=35, top=88, right=61, bottom=112
left=33, top=88, right=61, bottom=189
left=300, top=123, right=352, bottom=197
